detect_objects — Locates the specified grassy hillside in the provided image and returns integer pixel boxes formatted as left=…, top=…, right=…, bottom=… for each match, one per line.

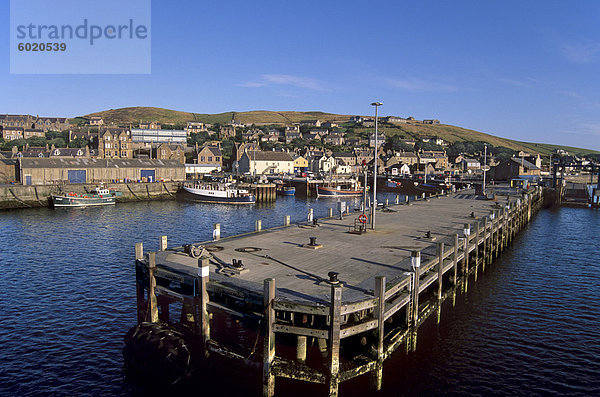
left=81, top=107, right=599, bottom=156
left=84, top=107, right=354, bottom=126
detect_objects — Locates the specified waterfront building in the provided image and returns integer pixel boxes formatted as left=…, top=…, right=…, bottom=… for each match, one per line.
left=238, top=151, right=294, bottom=175
left=0, top=114, right=69, bottom=132
left=18, top=157, right=185, bottom=185
left=493, top=157, right=542, bottom=181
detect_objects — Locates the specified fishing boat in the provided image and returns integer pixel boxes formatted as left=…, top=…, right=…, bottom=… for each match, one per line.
left=316, top=185, right=363, bottom=197
left=276, top=186, right=296, bottom=196
left=51, top=185, right=119, bottom=207
left=180, top=182, right=255, bottom=204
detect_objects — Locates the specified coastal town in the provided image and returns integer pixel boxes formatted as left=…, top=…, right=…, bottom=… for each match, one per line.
left=1, top=110, right=594, bottom=188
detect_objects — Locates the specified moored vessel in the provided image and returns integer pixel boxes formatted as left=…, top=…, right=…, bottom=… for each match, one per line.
left=51, top=185, right=119, bottom=207
left=180, top=182, right=255, bottom=204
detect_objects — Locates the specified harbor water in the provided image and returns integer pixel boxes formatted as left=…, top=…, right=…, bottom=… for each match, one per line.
left=0, top=196, right=598, bottom=396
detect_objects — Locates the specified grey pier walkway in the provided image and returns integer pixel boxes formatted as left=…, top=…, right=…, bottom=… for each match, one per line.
left=133, top=186, right=545, bottom=397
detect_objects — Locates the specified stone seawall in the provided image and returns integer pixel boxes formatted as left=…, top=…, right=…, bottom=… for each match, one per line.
left=0, top=182, right=181, bottom=210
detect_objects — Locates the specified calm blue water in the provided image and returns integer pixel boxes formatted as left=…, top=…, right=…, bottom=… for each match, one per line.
left=0, top=198, right=598, bottom=396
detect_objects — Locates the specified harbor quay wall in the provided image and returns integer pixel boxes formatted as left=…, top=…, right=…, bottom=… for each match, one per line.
left=0, top=181, right=181, bottom=210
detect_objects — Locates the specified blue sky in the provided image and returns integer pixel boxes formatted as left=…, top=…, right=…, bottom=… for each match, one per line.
left=2, top=0, right=600, bottom=150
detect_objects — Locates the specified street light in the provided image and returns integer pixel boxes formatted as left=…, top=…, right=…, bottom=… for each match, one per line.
left=483, top=144, right=487, bottom=195
left=371, top=101, right=382, bottom=229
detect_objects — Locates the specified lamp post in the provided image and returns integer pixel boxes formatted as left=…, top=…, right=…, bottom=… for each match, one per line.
left=370, top=101, right=382, bottom=230
left=483, top=144, right=487, bottom=195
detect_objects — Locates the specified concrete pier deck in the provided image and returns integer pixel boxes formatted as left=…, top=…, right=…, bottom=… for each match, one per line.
left=133, top=185, right=543, bottom=397
left=153, top=190, right=502, bottom=304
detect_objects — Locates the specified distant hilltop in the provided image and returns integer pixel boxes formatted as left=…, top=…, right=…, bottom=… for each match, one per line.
left=74, top=106, right=598, bottom=157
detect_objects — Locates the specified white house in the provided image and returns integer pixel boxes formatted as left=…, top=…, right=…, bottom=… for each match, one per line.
left=239, top=151, right=294, bottom=175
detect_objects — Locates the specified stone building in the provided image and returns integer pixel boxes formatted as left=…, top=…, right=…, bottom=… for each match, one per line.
left=19, top=158, right=185, bottom=185
left=156, top=143, right=186, bottom=164
left=98, top=128, right=133, bottom=159
left=196, top=145, right=223, bottom=169
left=0, top=114, right=69, bottom=132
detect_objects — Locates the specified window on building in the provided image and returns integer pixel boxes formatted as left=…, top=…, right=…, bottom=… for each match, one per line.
left=200, top=156, right=205, bottom=162
left=106, top=143, right=112, bottom=149
left=208, top=156, right=212, bottom=162
left=215, top=156, right=220, bottom=162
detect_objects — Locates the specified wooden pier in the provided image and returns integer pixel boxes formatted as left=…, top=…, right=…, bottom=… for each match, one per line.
left=132, top=185, right=545, bottom=396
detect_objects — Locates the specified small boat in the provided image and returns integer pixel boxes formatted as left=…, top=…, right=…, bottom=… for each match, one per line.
left=181, top=182, right=255, bottom=204
left=386, top=179, right=402, bottom=189
left=276, top=186, right=296, bottom=196
left=316, top=185, right=363, bottom=198
left=51, top=185, right=119, bottom=207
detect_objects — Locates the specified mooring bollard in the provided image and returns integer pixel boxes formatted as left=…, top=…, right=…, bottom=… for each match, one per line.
left=284, top=215, right=290, bottom=226
left=159, top=235, right=167, bottom=251
left=213, top=223, right=221, bottom=241
left=255, top=219, right=262, bottom=232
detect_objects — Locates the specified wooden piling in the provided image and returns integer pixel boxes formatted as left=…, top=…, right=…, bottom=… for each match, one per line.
left=475, top=222, right=480, bottom=266
left=328, top=208, right=333, bottom=217
left=437, top=242, right=444, bottom=299
left=483, top=217, right=489, bottom=267
left=159, top=235, right=167, bottom=251
left=135, top=242, right=144, bottom=260
left=328, top=282, right=343, bottom=397
left=256, top=219, right=262, bottom=232
left=148, top=252, right=159, bottom=323
left=372, top=276, right=386, bottom=390
left=213, top=223, right=221, bottom=241
left=452, top=234, right=459, bottom=285
left=463, top=234, right=469, bottom=275
left=296, top=335, right=307, bottom=362
left=284, top=215, right=290, bottom=227
left=263, top=278, right=276, bottom=397
left=195, top=258, right=210, bottom=350
left=411, top=251, right=421, bottom=325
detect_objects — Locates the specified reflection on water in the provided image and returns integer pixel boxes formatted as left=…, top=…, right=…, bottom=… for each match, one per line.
left=0, top=199, right=598, bottom=396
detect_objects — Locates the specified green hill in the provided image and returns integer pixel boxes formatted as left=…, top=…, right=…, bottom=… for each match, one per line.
left=81, top=106, right=599, bottom=156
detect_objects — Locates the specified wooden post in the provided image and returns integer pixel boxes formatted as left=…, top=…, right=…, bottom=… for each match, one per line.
left=372, top=276, right=386, bottom=390
left=148, top=252, right=159, bottom=323
left=196, top=257, right=210, bottom=350
left=411, top=251, right=421, bottom=325
left=159, top=235, right=167, bottom=251
left=483, top=217, right=488, bottom=268
left=308, top=208, right=314, bottom=223
left=263, top=278, right=276, bottom=397
left=328, top=282, right=343, bottom=397
left=453, top=234, right=459, bottom=285
left=475, top=222, right=480, bottom=266
left=213, top=223, right=221, bottom=241
left=284, top=215, right=290, bottom=227
left=395, top=195, right=399, bottom=204
left=296, top=335, right=307, bottom=362
left=437, top=242, right=444, bottom=300
left=135, top=242, right=144, bottom=260
left=135, top=243, right=145, bottom=324
left=463, top=234, right=469, bottom=275
left=256, top=219, right=262, bottom=232
left=328, top=208, right=333, bottom=217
